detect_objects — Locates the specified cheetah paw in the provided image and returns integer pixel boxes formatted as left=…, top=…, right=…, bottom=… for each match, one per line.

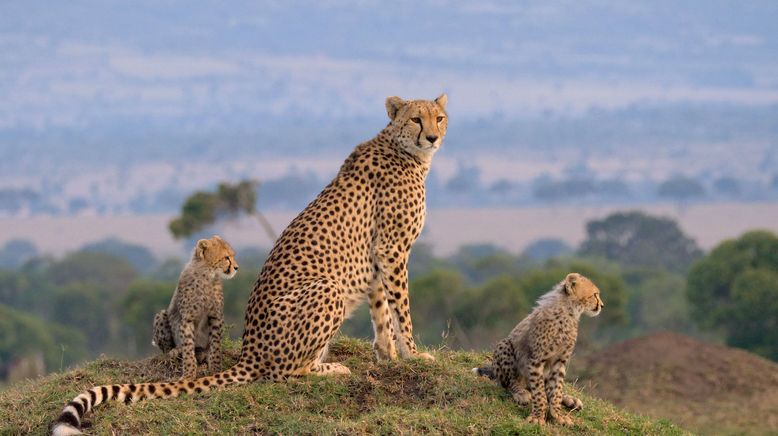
left=550, top=413, right=574, bottom=426
left=526, top=415, right=546, bottom=426
left=414, top=352, right=435, bottom=361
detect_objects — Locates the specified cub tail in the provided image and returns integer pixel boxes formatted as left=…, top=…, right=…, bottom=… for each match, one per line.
left=471, top=364, right=495, bottom=379
left=51, top=362, right=253, bottom=436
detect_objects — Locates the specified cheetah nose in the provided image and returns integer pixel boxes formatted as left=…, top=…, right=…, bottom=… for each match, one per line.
left=426, top=135, right=438, bottom=143
left=234, top=265, right=239, bottom=270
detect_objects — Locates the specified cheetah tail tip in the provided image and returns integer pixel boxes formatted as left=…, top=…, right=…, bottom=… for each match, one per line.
left=51, top=422, right=83, bottom=436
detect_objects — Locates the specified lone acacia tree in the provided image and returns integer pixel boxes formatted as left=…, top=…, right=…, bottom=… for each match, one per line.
left=169, top=180, right=276, bottom=243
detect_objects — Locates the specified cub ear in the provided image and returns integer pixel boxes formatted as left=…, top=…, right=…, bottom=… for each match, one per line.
left=385, top=96, right=407, bottom=121
left=195, top=239, right=210, bottom=259
left=564, top=272, right=580, bottom=294
left=435, top=93, right=448, bottom=110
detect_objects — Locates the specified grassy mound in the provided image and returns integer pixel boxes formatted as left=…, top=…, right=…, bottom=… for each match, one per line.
left=1, top=337, right=683, bottom=435
left=575, top=332, right=778, bottom=435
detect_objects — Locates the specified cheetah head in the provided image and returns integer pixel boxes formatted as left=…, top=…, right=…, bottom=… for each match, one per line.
left=385, top=94, right=448, bottom=160
left=563, top=272, right=604, bottom=317
left=194, top=235, right=239, bottom=279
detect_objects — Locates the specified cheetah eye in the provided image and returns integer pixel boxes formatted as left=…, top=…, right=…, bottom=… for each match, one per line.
left=410, top=117, right=421, bottom=125
left=436, top=116, right=444, bottom=123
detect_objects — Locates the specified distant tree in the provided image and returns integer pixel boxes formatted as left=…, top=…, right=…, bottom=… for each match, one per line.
left=579, top=211, right=702, bottom=273
left=448, top=244, right=523, bottom=284
left=522, top=238, right=572, bottom=262
left=409, top=268, right=470, bottom=345
left=489, top=179, right=514, bottom=196
left=712, top=177, right=741, bottom=196
left=446, top=163, right=482, bottom=194
left=597, top=179, right=631, bottom=198
left=0, top=239, right=38, bottom=269
left=657, top=176, right=705, bottom=202
left=169, top=180, right=276, bottom=242
left=120, top=280, right=175, bottom=356
left=533, top=178, right=596, bottom=201
left=80, top=238, right=157, bottom=273
left=455, top=274, right=531, bottom=338
left=0, top=303, right=87, bottom=376
left=53, top=282, right=134, bottom=352
left=686, top=230, right=778, bottom=359
left=727, top=269, right=778, bottom=359
left=46, top=251, right=137, bottom=293
left=621, top=269, right=694, bottom=336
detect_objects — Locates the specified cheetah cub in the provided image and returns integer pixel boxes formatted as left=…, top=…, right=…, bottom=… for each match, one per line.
left=473, top=273, right=604, bottom=426
left=152, top=235, right=239, bottom=380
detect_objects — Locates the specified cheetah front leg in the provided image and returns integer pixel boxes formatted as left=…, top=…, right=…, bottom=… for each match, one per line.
left=526, top=359, right=548, bottom=425
left=176, top=319, right=198, bottom=380
left=546, top=359, right=573, bottom=426
left=206, top=313, right=224, bottom=373
left=509, top=378, right=531, bottom=407
left=368, top=283, right=397, bottom=361
left=375, top=248, right=433, bottom=361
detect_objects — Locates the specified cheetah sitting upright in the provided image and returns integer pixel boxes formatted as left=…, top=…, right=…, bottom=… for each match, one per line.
left=151, top=235, right=239, bottom=380
left=52, top=94, right=448, bottom=435
left=473, top=273, right=604, bottom=426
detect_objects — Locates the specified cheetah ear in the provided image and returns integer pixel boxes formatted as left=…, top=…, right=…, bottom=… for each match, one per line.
left=385, top=96, right=407, bottom=121
left=195, top=239, right=210, bottom=259
left=564, top=273, right=580, bottom=294
left=435, top=93, right=448, bottom=110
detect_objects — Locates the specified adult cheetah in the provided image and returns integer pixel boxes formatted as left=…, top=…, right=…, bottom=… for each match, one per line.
left=52, top=94, right=448, bottom=435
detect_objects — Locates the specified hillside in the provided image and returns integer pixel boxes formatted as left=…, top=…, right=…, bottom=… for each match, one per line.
left=574, top=332, right=778, bottom=435
left=0, top=337, right=681, bottom=435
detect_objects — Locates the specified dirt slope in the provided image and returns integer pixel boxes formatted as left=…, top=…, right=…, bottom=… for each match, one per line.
left=573, top=332, right=778, bottom=435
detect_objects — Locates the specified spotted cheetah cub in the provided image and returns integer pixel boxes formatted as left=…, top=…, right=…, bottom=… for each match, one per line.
left=473, top=273, right=604, bottom=426
left=152, top=235, right=239, bottom=380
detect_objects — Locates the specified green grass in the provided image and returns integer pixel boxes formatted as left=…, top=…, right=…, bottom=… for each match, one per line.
left=0, top=337, right=685, bottom=435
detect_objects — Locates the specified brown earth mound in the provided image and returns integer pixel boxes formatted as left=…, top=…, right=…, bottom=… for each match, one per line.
left=572, top=332, right=778, bottom=435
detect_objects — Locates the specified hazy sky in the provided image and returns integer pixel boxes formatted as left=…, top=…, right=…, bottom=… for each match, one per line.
left=2, top=0, right=777, bottom=129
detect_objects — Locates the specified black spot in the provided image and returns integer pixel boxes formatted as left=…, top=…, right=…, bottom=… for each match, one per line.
left=111, top=385, right=120, bottom=399
left=88, top=389, right=96, bottom=407
left=163, top=388, right=172, bottom=396
left=101, top=386, right=108, bottom=400
left=148, top=385, right=156, bottom=395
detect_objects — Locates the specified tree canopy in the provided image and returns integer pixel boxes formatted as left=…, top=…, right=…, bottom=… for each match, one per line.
left=686, top=230, right=778, bottom=360
left=579, top=211, right=702, bottom=273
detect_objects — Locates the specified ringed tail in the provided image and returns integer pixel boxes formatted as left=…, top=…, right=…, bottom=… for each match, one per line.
left=51, top=362, right=253, bottom=436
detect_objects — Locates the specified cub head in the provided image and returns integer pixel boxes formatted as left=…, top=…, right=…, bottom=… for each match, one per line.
left=563, top=272, right=604, bottom=317
left=385, top=94, right=448, bottom=160
left=194, top=235, right=239, bottom=279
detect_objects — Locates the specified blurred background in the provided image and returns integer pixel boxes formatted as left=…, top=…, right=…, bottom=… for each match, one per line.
left=1, top=1, right=777, bottom=433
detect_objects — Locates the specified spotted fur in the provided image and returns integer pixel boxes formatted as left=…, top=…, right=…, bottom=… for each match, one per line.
left=473, top=273, right=604, bottom=426
left=151, top=235, right=238, bottom=379
left=51, top=94, right=448, bottom=435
